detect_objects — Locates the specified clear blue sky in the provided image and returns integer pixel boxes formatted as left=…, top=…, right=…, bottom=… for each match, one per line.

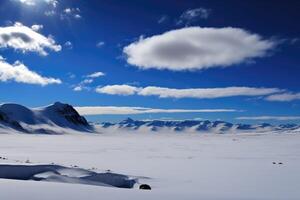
left=0, top=0, right=299, bottom=124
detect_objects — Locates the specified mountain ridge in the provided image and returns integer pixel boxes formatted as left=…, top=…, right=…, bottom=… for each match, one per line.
left=98, top=117, right=300, bottom=134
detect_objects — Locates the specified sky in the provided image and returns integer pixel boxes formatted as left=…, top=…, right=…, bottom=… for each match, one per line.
left=0, top=0, right=299, bottom=124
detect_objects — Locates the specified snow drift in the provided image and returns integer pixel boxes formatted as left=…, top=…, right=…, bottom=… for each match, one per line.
left=0, top=164, right=136, bottom=188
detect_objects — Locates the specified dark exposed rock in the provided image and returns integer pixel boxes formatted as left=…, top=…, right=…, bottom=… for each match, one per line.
left=139, top=184, right=151, bottom=190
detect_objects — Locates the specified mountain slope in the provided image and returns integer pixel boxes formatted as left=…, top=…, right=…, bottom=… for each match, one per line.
left=0, top=102, right=92, bottom=134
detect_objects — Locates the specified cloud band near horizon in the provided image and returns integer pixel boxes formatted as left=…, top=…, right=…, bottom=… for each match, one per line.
left=95, top=84, right=284, bottom=99
left=75, top=106, right=239, bottom=115
left=236, top=116, right=300, bottom=121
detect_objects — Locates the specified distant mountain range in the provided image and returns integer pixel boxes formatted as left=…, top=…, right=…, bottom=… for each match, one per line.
left=0, top=102, right=299, bottom=134
left=0, top=102, right=92, bottom=134
left=97, top=118, right=300, bottom=134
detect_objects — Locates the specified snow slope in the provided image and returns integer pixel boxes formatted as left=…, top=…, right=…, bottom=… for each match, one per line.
left=0, top=133, right=299, bottom=200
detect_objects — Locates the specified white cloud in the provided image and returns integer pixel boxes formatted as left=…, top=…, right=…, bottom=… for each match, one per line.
left=64, top=8, right=72, bottom=14
left=17, top=0, right=58, bottom=7
left=123, top=27, right=276, bottom=71
left=236, top=116, right=300, bottom=121
left=95, top=84, right=139, bottom=96
left=18, top=0, right=36, bottom=6
left=74, top=14, right=81, bottom=19
left=0, top=57, right=61, bottom=85
left=0, top=22, right=61, bottom=56
left=95, top=84, right=282, bottom=99
left=73, top=85, right=84, bottom=91
left=75, top=106, right=238, bottom=115
left=177, top=8, right=210, bottom=25
left=265, top=93, right=300, bottom=102
left=87, top=71, right=105, bottom=78
left=96, top=41, right=105, bottom=48
left=61, top=8, right=81, bottom=20
left=72, top=85, right=90, bottom=92
left=31, top=24, right=43, bottom=32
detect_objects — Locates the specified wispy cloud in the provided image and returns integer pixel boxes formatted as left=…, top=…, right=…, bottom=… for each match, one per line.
left=67, top=72, right=76, bottom=79
left=0, top=22, right=61, bottom=56
left=64, top=41, right=73, bottom=49
left=72, top=71, right=105, bottom=92
left=95, top=84, right=283, bottom=99
left=158, top=15, right=169, bottom=24
left=265, top=93, right=300, bottom=102
left=0, top=56, right=61, bottom=85
left=44, top=10, right=56, bottom=17
left=236, top=116, right=300, bottom=121
left=75, top=106, right=238, bottom=115
left=123, top=27, right=276, bottom=71
left=72, top=80, right=92, bottom=92
left=86, top=71, right=105, bottom=78
left=176, top=8, right=211, bottom=26
left=96, top=41, right=105, bottom=48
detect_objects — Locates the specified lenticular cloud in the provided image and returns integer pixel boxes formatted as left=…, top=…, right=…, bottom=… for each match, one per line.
left=123, top=27, right=276, bottom=71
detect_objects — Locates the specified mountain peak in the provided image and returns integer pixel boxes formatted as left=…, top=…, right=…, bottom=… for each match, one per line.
left=121, top=117, right=135, bottom=123
left=49, top=102, right=70, bottom=109
left=43, top=102, right=90, bottom=128
left=53, top=101, right=67, bottom=106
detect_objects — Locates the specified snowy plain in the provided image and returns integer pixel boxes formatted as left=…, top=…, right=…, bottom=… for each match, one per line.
left=0, top=132, right=299, bottom=200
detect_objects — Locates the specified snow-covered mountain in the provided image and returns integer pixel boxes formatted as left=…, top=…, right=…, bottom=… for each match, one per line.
left=0, top=102, right=92, bottom=134
left=98, top=118, right=300, bottom=134
left=0, top=102, right=299, bottom=134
